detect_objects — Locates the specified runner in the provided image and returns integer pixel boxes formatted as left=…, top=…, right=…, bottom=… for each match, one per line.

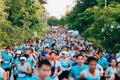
left=30, top=60, right=54, bottom=80
left=80, top=57, right=101, bottom=80
left=97, top=51, right=108, bottom=72
left=11, top=51, right=21, bottom=80
left=0, top=66, right=7, bottom=80
left=25, top=49, right=35, bottom=76
left=110, top=62, right=120, bottom=80
left=49, top=51, right=63, bottom=80
left=59, top=51, right=71, bottom=80
left=1, top=47, right=13, bottom=80
left=105, top=59, right=117, bottom=80
left=16, top=56, right=31, bottom=80
left=69, top=54, right=88, bottom=80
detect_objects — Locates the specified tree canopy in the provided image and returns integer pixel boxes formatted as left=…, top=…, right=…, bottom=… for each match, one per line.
left=66, top=0, right=120, bottom=52
left=0, top=0, right=49, bottom=47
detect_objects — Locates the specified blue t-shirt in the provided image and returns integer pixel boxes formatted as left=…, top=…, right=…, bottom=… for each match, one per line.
left=107, top=56, right=115, bottom=63
left=1, top=52, right=13, bottom=69
left=98, top=57, right=108, bottom=68
left=26, top=57, right=34, bottom=70
left=41, top=52, right=48, bottom=57
left=69, top=64, right=88, bottom=80
left=12, top=58, right=20, bottom=75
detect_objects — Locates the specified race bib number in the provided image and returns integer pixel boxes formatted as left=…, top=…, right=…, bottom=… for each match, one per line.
left=18, top=72, right=26, bottom=78
left=4, top=60, right=10, bottom=64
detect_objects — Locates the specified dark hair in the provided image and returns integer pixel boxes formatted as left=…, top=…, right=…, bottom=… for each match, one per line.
left=116, top=62, right=120, bottom=67
left=2, top=44, right=6, bottom=47
left=38, top=60, right=51, bottom=68
left=73, top=55, right=76, bottom=58
left=76, top=54, right=84, bottom=59
left=50, top=51, right=57, bottom=55
left=29, top=48, right=33, bottom=52
left=97, top=50, right=103, bottom=55
left=6, top=47, right=11, bottom=50
left=75, top=47, right=79, bottom=51
left=87, top=57, right=98, bottom=64
left=14, top=54, right=21, bottom=60
left=45, top=47, right=49, bottom=49
left=61, top=46, right=67, bottom=49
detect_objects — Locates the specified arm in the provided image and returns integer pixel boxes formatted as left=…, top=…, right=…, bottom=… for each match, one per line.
left=56, top=62, right=63, bottom=76
left=68, top=57, right=72, bottom=71
left=56, top=70, right=63, bottom=76
left=26, top=64, right=32, bottom=74
left=0, top=52, right=2, bottom=62
left=105, top=68, right=109, bottom=78
left=21, top=64, right=31, bottom=74
left=34, top=52, right=39, bottom=58
left=116, top=53, right=118, bottom=58
left=79, top=71, right=85, bottom=79
left=99, top=66, right=104, bottom=77
left=31, top=56, right=36, bottom=64
left=69, top=77, right=74, bottom=80
left=109, top=74, right=115, bottom=80
left=94, top=53, right=100, bottom=60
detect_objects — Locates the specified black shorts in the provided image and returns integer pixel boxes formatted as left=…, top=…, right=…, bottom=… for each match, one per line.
left=4, top=68, right=11, bottom=72
left=59, top=70, right=69, bottom=79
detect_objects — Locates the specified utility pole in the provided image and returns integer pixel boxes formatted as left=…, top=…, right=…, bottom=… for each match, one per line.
left=105, top=0, right=107, bottom=8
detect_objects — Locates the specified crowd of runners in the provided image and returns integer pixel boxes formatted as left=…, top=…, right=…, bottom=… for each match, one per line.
left=0, top=28, right=120, bottom=80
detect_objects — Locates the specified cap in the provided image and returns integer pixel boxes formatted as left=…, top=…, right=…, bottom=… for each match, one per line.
left=20, top=57, right=26, bottom=61
left=60, top=51, right=67, bottom=55
left=16, top=51, right=21, bottom=54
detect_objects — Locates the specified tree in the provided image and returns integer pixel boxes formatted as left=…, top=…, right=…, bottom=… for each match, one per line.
left=66, top=0, right=98, bottom=32
left=38, top=0, right=47, bottom=4
left=47, top=16, right=59, bottom=26
left=0, top=0, right=49, bottom=46
left=59, top=16, right=66, bottom=26
left=66, top=0, right=120, bottom=52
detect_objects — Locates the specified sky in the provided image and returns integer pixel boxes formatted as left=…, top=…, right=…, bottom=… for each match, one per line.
left=44, top=0, right=75, bottom=19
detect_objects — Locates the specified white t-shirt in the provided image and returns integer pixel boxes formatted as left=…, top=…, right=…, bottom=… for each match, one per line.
left=50, top=61, right=62, bottom=78
left=117, top=57, right=120, bottom=62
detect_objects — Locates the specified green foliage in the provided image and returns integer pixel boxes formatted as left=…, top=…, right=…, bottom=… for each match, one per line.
left=47, top=16, right=59, bottom=26
left=59, top=16, right=66, bottom=26
left=38, top=0, right=47, bottom=4
left=0, top=0, right=49, bottom=46
left=66, top=0, right=120, bottom=52
left=66, top=0, right=98, bottom=32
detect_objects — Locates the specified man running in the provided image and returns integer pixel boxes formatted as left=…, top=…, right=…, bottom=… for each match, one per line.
left=49, top=51, right=63, bottom=80
left=69, top=54, right=88, bottom=80
left=80, top=57, right=101, bottom=80
left=30, top=60, right=54, bottom=80
left=16, top=56, right=31, bottom=80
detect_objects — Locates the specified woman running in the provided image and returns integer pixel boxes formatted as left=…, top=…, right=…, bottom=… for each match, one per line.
left=105, top=59, right=117, bottom=80
left=110, top=62, right=120, bottom=80
left=59, top=51, right=71, bottom=80
left=1, top=47, right=13, bottom=80
left=11, top=51, right=21, bottom=80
